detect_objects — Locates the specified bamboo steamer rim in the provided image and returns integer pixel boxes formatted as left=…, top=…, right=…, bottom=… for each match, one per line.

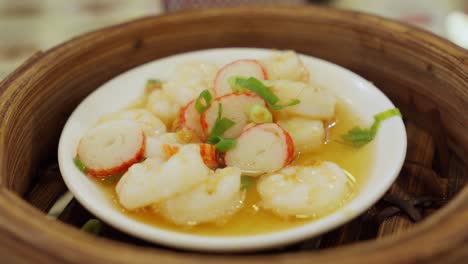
left=0, top=5, right=467, bottom=264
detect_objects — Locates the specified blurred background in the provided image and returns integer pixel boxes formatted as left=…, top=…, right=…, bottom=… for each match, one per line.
left=0, top=0, right=467, bottom=80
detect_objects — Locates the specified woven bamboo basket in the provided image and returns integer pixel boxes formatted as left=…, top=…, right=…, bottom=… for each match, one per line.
left=0, top=5, right=467, bottom=264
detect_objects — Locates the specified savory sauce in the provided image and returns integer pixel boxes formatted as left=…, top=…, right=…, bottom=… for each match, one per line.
left=97, top=100, right=374, bottom=236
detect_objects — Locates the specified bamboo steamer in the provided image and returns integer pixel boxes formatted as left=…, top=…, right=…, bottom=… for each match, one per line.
left=0, top=6, right=467, bottom=264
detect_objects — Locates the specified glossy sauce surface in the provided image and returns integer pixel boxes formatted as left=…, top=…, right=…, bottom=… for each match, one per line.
left=96, top=100, right=374, bottom=236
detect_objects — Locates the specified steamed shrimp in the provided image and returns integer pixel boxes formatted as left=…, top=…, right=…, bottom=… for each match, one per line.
left=159, top=167, right=245, bottom=225
left=267, top=80, right=336, bottom=120
left=261, top=50, right=309, bottom=82
left=99, top=109, right=166, bottom=137
left=146, top=89, right=180, bottom=126
left=116, top=144, right=210, bottom=210
left=144, top=133, right=181, bottom=162
left=257, top=161, right=350, bottom=218
left=163, top=62, right=218, bottom=107
left=277, top=117, right=325, bottom=153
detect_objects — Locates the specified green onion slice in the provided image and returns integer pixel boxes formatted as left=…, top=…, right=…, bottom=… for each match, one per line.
left=147, top=79, right=161, bottom=85
left=341, top=108, right=402, bottom=147
left=73, top=156, right=87, bottom=174
left=81, top=219, right=102, bottom=235
left=205, top=103, right=237, bottom=152
left=207, top=103, right=235, bottom=143
left=195, top=89, right=212, bottom=113
left=374, top=108, right=402, bottom=122
left=228, top=75, right=246, bottom=92
left=240, top=176, right=253, bottom=191
left=209, top=136, right=237, bottom=152
left=231, top=77, right=301, bottom=110
left=268, top=99, right=301, bottom=110
left=343, top=169, right=356, bottom=184
left=249, top=104, right=273, bottom=123
left=102, top=174, right=122, bottom=184
left=233, top=77, right=279, bottom=105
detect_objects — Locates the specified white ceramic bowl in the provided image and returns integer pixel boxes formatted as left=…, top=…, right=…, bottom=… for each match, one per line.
left=58, top=48, right=407, bottom=252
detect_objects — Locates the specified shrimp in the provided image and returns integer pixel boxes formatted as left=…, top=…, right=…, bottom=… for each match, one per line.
left=163, top=62, right=218, bottom=107
left=267, top=80, right=336, bottom=120
left=116, top=144, right=210, bottom=210
left=145, top=133, right=211, bottom=165
left=159, top=167, right=245, bottom=225
left=261, top=50, right=309, bottom=82
left=277, top=117, right=325, bottom=153
left=257, top=162, right=350, bottom=218
left=99, top=109, right=166, bottom=137
left=146, top=89, right=180, bottom=126
left=144, top=134, right=181, bottom=162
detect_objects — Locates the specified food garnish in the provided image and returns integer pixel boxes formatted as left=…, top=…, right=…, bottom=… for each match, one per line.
left=229, top=76, right=300, bottom=110
left=240, top=176, right=253, bottom=191
left=147, top=79, right=162, bottom=86
left=81, top=219, right=102, bottom=235
left=210, top=137, right=237, bottom=153
left=341, top=108, right=401, bottom=147
left=249, top=104, right=273, bottom=123
left=194, top=89, right=212, bottom=114
left=73, top=156, right=87, bottom=174
left=206, top=103, right=237, bottom=152
left=145, top=79, right=163, bottom=93
left=102, top=174, right=122, bottom=184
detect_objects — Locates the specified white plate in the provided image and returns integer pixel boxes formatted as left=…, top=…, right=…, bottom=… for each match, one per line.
left=58, top=48, right=407, bottom=252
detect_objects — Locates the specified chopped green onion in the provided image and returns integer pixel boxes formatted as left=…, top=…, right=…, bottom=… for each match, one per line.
left=81, top=219, right=102, bottom=235
left=146, top=79, right=163, bottom=91
left=249, top=104, right=273, bottom=123
left=207, top=118, right=235, bottom=143
left=147, top=79, right=161, bottom=85
left=240, top=176, right=253, bottom=191
left=195, top=89, right=212, bottom=113
left=73, top=156, right=87, bottom=174
left=207, top=103, right=235, bottom=143
left=374, top=108, right=402, bottom=122
left=268, top=99, right=301, bottom=110
left=233, top=77, right=279, bottom=105
left=231, top=77, right=301, bottom=110
left=343, top=169, right=356, bottom=184
left=228, top=75, right=247, bottom=92
left=102, top=174, right=122, bottom=184
left=217, top=101, right=222, bottom=118
left=205, top=103, right=237, bottom=152
left=209, top=136, right=237, bottom=152
left=341, top=108, right=402, bottom=147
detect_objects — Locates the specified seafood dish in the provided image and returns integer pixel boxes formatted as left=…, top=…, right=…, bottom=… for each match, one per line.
left=72, top=50, right=400, bottom=236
